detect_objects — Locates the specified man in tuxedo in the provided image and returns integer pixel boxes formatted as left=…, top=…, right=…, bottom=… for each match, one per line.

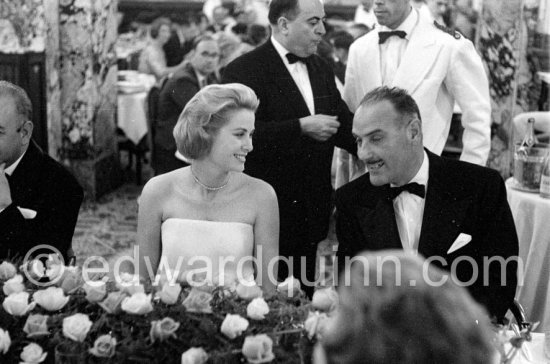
left=222, top=0, right=356, bottom=296
left=343, top=0, right=490, bottom=168
left=335, top=86, right=518, bottom=321
left=154, top=35, right=220, bottom=175
left=0, top=81, right=83, bottom=262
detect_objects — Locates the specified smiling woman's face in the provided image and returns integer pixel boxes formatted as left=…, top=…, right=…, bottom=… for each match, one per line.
left=207, top=108, right=255, bottom=173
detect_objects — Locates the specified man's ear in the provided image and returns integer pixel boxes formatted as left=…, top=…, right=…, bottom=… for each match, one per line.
left=408, top=118, right=422, bottom=143
left=20, top=120, right=33, bottom=146
left=277, top=17, right=289, bottom=35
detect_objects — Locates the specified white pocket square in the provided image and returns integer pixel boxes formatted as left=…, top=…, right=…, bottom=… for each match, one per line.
left=447, top=233, right=472, bottom=254
left=17, top=207, right=37, bottom=219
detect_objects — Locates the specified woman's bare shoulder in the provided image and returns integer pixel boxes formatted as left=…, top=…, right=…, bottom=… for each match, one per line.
left=238, top=174, right=277, bottom=200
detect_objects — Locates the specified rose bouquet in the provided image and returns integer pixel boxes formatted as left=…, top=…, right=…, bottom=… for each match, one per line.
left=0, top=261, right=314, bottom=364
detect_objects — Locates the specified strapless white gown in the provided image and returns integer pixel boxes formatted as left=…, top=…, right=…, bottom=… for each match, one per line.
left=158, top=218, right=255, bottom=286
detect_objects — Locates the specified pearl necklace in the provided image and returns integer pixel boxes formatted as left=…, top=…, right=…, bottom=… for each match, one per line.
left=191, top=168, right=230, bottom=191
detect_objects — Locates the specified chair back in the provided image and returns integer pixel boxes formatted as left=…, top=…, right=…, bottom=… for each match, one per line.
left=512, top=111, right=550, bottom=142
left=146, top=75, right=170, bottom=161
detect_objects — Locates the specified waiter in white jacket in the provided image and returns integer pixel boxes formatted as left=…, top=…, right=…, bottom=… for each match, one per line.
left=340, top=0, right=490, bottom=184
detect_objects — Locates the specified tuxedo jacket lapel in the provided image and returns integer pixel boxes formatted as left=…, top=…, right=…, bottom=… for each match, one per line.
left=392, top=16, right=441, bottom=94
left=418, top=151, right=471, bottom=257
left=356, top=189, right=402, bottom=251
left=263, top=41, right=311, bottom=117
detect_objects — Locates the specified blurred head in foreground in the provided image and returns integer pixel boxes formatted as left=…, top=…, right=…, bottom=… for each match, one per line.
left=318, top=250, right=495, bottom=364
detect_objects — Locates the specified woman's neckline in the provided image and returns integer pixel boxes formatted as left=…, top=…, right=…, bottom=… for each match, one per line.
left=163, top=217, right=253, bottom=228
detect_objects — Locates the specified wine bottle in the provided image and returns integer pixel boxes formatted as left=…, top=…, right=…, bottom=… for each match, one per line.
left=540, top=154, right=550, bottom=199
left=520, top=117, right=538, bottom=148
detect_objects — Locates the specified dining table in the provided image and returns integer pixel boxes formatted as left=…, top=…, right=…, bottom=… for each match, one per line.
left=116, top=72, right=156, bottom=145
left=505, top=177, right=550, bottom=333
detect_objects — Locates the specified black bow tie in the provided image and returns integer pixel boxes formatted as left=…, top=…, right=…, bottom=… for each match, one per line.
left=286, top=53, right=311, bottom=65
left=387, top=182, right=425, bottom=200
left=378, top=30, right=407, bottom=44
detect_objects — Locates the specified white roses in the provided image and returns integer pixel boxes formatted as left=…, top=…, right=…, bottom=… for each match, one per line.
left=181, top=347, right=208, bottom=364
left=2, top=292, right=36, bottom=316
left=33, top=287, right=70, bottom=311
left=20, top=343, right=47, bottom=364
left=62, top=313, right=93, bottom=342
left=242, top=334, right=275, bottom=363
left=220, top=314, right=249, bottom=339
left=121, top=292, right=153, bottom=315
left=246, top=298, right=269, bottom=320
left=0, top=328, right=11, bottom=354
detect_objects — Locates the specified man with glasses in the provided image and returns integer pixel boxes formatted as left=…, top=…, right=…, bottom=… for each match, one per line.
left=0, top=81, right=83, bottom=262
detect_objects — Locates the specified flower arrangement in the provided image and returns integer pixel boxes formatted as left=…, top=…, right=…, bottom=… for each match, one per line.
left=0, top=260, right=313, bottom=364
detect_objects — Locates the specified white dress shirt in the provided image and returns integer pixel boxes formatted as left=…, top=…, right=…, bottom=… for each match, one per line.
left=0, top=151, right=26, bottom=214
left=379, top=8, right=418, bottom=85
left=392, top=151, right=429, bottom=254
left=271, top=36, right=315, bottom=115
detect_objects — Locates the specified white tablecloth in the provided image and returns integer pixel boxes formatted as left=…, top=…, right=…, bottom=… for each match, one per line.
left=117, top=91, right=149, bottom=145
left=116, top=73, right=156, bottom=145
left=505, top=178, right=550, bottom=333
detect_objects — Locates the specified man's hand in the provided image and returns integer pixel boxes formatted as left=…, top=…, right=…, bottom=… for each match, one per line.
left=299, top=114, right=340, bottom=142
left=0, top=163, right=12, bottom=210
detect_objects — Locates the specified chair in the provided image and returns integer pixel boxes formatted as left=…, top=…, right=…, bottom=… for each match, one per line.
left=116, top=128, right=148, bottom=185
left=512, top=111, right=550, bottom=143
left=146, top=74, right=171, bottom=175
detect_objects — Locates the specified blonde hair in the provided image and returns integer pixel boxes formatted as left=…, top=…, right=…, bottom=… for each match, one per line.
left=173, top=83, right=259, bottom=160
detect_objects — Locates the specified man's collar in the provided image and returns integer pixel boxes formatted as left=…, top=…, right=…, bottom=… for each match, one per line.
left=379, top=7, right=418, bottom=40
left=4, top=150, right=26, bottom=176
left=391, top=150, right=429, bottom=188
left=271, top=36, right=294, bottom=67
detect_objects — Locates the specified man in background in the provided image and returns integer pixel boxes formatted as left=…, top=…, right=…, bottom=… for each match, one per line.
left=343, top=0, right=490, bottom=173
left=164, top=12, right=200, bottom=67
left=154, top=36, right=219, bottom=175
left=0, top=81, right=83, bottom=262
left=222, top=0, right=356, bottom=297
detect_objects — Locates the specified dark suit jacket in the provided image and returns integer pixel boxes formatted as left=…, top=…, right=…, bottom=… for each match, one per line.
left=222, top=40, right=356, bottom=252
left=335, top=150, right=518, bottom=320
left=154, top=62, right=218, bottom=174
left=163, top=32, right=192, bottom=67
left=0, top=141, right=83, bottom=262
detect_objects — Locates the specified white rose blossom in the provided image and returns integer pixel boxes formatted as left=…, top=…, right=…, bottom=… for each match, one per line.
left=156, top=282, right=182, bottom=305
left=181, top=347, right=208, bottom=364
left=62, top=313, right=93, bottom=342
left=121, top=292, right=153, bottom=315
left=242, top=334, right=275, bottom=363
left=20, top=342, right=47, bottom=364
left=0, top=261, right=17, bottom=280
left=182, top=288, right=213, bottom=314
left=83, top=282, right=107, bottom=303
left=220, top=314, right=249, bottom=339
left=277, top=276, right=302, bottom=297
left=236, top=281, right=263, bottom=301
left=246, top=298, right=269, bottom=320
left=33, top=287, right=70, bottom=311
left=89, top=334, right=117, bottom=358
left=2, top=291, right=36, bottom=316
left=23, top=314, right=49, bottom=338
left=0, top=328, right=11, bottom=354
left=149, top=317, right=180, bottom=343
left=2, top=274, right=25, bottom=295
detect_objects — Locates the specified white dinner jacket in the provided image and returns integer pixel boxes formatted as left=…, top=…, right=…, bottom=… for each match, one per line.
left=344, top=11, right=491, bottom=166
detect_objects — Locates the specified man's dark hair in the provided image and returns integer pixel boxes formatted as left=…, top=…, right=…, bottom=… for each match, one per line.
left=0, top=81, right=33, bottom=122
left=360, top=86, right=422, bottom=122
left=268, top=0, right=300, bottom=25
left=149, top=17, right=171, bottom=39
left=247, top=24, right=268, bottom=46
left=331, top=30, right=354, bottom=51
